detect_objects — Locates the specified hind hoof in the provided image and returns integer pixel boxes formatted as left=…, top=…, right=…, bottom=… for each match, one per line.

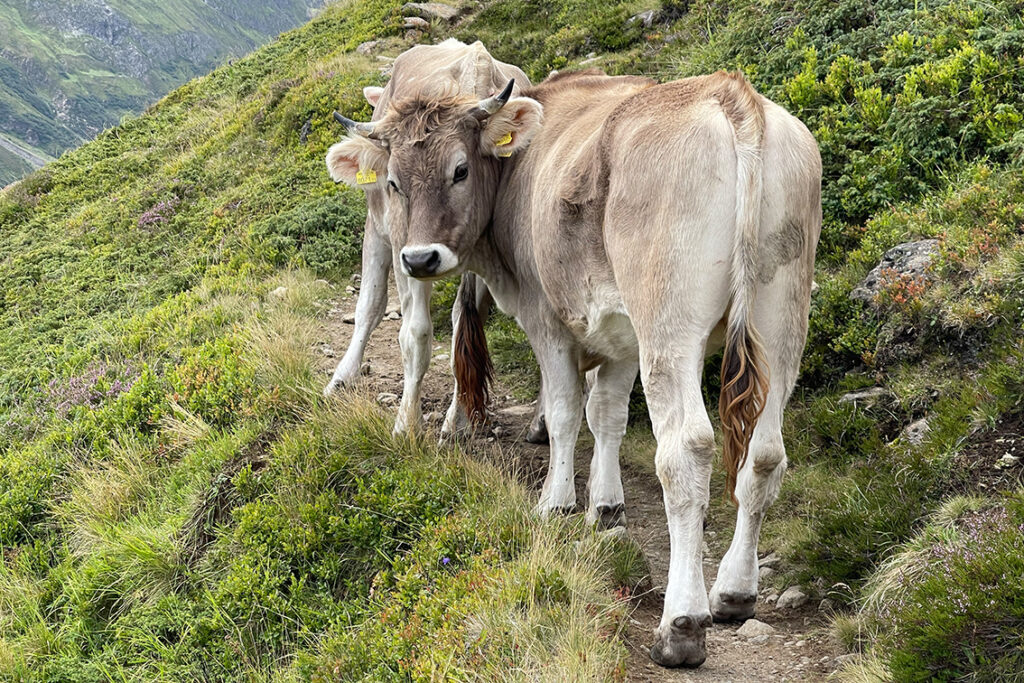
left=650, top=614, right=711, bottom=668
left=590, top=503, right=626, bottom=530
left=525, top=417, right=548, bottom=444
left=710, top=590, right=757, bottom=623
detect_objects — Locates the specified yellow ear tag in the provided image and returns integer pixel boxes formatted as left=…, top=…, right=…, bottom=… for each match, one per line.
left=355, top=169, right=377, bottom=185
left=496, top=131, right=513, bottom=157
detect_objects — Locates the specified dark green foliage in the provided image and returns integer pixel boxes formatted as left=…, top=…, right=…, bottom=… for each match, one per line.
left=249, top=194, right=365, bottom=276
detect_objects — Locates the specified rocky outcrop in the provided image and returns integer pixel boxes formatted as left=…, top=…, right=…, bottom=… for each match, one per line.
left=851, top=239, right=940, bottom=303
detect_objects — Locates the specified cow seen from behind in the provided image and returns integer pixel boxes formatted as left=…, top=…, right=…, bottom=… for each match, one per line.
left=327, top=68, right=821, bottom=668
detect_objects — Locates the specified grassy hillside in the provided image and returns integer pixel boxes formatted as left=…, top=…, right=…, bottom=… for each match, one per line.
left=1, top=0, right=1023, bottom=679
left=0, top=0, right=325, bottom=185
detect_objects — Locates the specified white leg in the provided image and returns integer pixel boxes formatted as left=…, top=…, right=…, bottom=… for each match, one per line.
left=584, top=358, right=638, bottom=529
left=534, top=338, right=583, bottom=515
left=394, top=270, right=433, bottom=435
left=644, top=344, right=716, bottom=669
left=710, top=263, right=808, bottom=621
left=324, top=226, right=391, bottom=395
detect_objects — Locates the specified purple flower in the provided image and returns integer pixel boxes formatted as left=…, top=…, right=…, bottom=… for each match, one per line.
left=441, top=556, right=450, bottom=565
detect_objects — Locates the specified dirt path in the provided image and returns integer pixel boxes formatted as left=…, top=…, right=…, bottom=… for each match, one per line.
left=316, top=280, right=843, bottom=681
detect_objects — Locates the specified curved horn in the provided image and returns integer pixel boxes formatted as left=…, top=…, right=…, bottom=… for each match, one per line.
left=471, top=78, right=515, bottom=120
left=332, top=111, right=377, bottom=137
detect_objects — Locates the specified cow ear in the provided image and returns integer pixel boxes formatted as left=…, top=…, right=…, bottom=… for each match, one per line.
left=480, top=98, right=543, bottom=158
left=326, top=136, right=388, bottom=188
left=363, top=86, right=384, bottom=109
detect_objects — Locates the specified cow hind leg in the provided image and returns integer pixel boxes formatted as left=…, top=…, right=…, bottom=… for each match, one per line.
left=644, top=341, right=719, bottom=668
left=584, top=357, right=638, bottom=529
left=710, top=261, right=809, bottom=622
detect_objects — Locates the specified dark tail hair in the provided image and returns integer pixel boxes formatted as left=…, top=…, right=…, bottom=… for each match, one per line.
left=719, top=71, right=770, bottom=505
left=453, top=274, right=493, bottom=424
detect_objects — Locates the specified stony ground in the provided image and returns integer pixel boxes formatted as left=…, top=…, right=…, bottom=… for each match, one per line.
left=317, top=277, right=848, bottom=681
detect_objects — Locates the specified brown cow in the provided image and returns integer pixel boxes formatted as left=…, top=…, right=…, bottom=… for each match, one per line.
left=328, top=68, right=821, bottom=668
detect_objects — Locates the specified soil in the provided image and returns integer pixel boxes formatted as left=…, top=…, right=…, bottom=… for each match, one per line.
left=316, top=279, right=846, bottom=681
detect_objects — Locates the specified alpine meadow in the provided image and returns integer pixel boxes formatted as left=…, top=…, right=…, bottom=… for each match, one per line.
left=1, top=0, right=1023, bottom=681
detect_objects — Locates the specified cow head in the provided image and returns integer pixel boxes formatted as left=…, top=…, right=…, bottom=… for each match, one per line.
left=326, top=79, right=543, bottom=279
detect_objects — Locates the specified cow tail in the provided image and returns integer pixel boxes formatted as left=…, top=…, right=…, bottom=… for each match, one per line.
left=454, top=274, right=493, bottom=424
left=719, top=74, right=770, bottom=506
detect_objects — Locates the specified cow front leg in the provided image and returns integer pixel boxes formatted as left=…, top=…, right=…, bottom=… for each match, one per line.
left=584, top=358, right=638, bottom=529
left=394, top=272, right=433, bottom=435
left=534, top=341, right=583, bottom=516
left=324, top=225, right=391, bottom=396
left=644, top=348, right=714, bottom=669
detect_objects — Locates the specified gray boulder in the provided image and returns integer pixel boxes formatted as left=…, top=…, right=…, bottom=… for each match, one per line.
left=402, top=2, right=461, bottom=21
left=851, top=239, right=939, bottom=303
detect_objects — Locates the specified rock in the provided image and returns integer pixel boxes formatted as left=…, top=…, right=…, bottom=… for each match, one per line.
left=402, top=2, right=461, bottom=21
left=579, top=54, right=601, bottom=65
left=356, top=40, right=382, bottom=55
left=403, top=16, right=430, bottom=29
left=749, top=634, right=771, bottom=645
left=903, top=417, right=931, bottom=445
left=377, top=392, right=398, bottom=407
left=345, top=285, right=356, bottom=294
left=360, top=362, right=371, bottom=376
left=777, top=586, right=809, bottom=609
left=269, top=286, right=288, bottom=297
left=424, top=411, right=442, bottom=423
left=435, top=353, right=450, bottom=363
left=313, top=279, right=330, bottom=287
left=351, top=274, right=361, bottom=282
left=759, top=566, right=776, bottom=581
left=851, top=239, right=940, bottom=303
left=765, top=593, right=779, bottom=604
left=838, top=386, right=891, bottom=406
left=501, top=404, right=535, bottom=418
left=627, top=9, right=657, bottom=27
left=343, top=313, right=356, bottom=324
left=321, top=345, right=335, bottom=358
left=811, top=280, right=820, bottom=295
left=387, top=311, right=401, bottom=320
left=819, top=598, right=837, bottom=613
left=995, top=453, right=1020, bottom=469
left=737, top=619, right=775, bottom=638
left=491, top=426, right=504, bottom=438
left=758, top=552, right=781, bottom=568
left=386, top=307, right=400, bottom=316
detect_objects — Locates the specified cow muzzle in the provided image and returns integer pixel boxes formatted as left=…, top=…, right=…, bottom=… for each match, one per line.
left=399, top=244, right=459, bottom=279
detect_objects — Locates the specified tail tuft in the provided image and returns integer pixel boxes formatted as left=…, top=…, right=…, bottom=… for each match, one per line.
left=453, top=276, right=493, bottom=424
left=719, top=323, right=769, bottom=504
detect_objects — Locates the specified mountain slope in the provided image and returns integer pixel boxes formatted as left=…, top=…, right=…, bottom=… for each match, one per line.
left=0, top=0, right=326, bottom=185
left=1, top=0, right=1023, bottom=679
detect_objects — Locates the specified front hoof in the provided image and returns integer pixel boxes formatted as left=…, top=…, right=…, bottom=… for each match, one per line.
left=650, top=614, right=711, bottom=668
left=710, top=590, right=757, bottom=623
left=525, top=416, right=549, bottom=444
left=589, top=503, right=626, bottom=530
left=534, top=503, right=577, bottom=519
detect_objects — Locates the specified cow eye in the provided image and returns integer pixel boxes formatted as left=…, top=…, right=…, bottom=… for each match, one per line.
left=388, top=179, right=401, bottom=194
left=453, top=163, right=468, bottom=183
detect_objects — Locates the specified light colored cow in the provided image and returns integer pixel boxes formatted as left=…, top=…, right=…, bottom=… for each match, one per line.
left=324, top=39, right=548, bottom=440
left=327, top=68, right=821, bottom=668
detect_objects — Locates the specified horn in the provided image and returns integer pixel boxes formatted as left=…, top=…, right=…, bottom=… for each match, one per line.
left=470, top=78, right=515, bottom=120
left=332, top=111, right=377, bottom=137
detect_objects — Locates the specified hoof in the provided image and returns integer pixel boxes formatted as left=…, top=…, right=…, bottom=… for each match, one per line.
left=535, top=503, right=576, bottom=518
left=710, top=590, right=757, bottom=623
left=593, top=503, right=626, bottom=530
left=525, top=415, right=548, bottom=444
left=650, top=614, right=711, bottom=668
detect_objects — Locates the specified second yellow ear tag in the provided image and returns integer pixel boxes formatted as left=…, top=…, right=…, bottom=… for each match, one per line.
left=356, top=169, right=377, bottom=185
left=496, top=131, right=514, bottom=157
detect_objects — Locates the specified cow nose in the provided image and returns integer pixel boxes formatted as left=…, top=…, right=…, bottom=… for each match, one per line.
left=401, top=248, right=442, bottom=278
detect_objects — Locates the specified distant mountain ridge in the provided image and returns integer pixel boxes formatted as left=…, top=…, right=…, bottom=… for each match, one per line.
left=0, top=0, right=326, bottom=185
